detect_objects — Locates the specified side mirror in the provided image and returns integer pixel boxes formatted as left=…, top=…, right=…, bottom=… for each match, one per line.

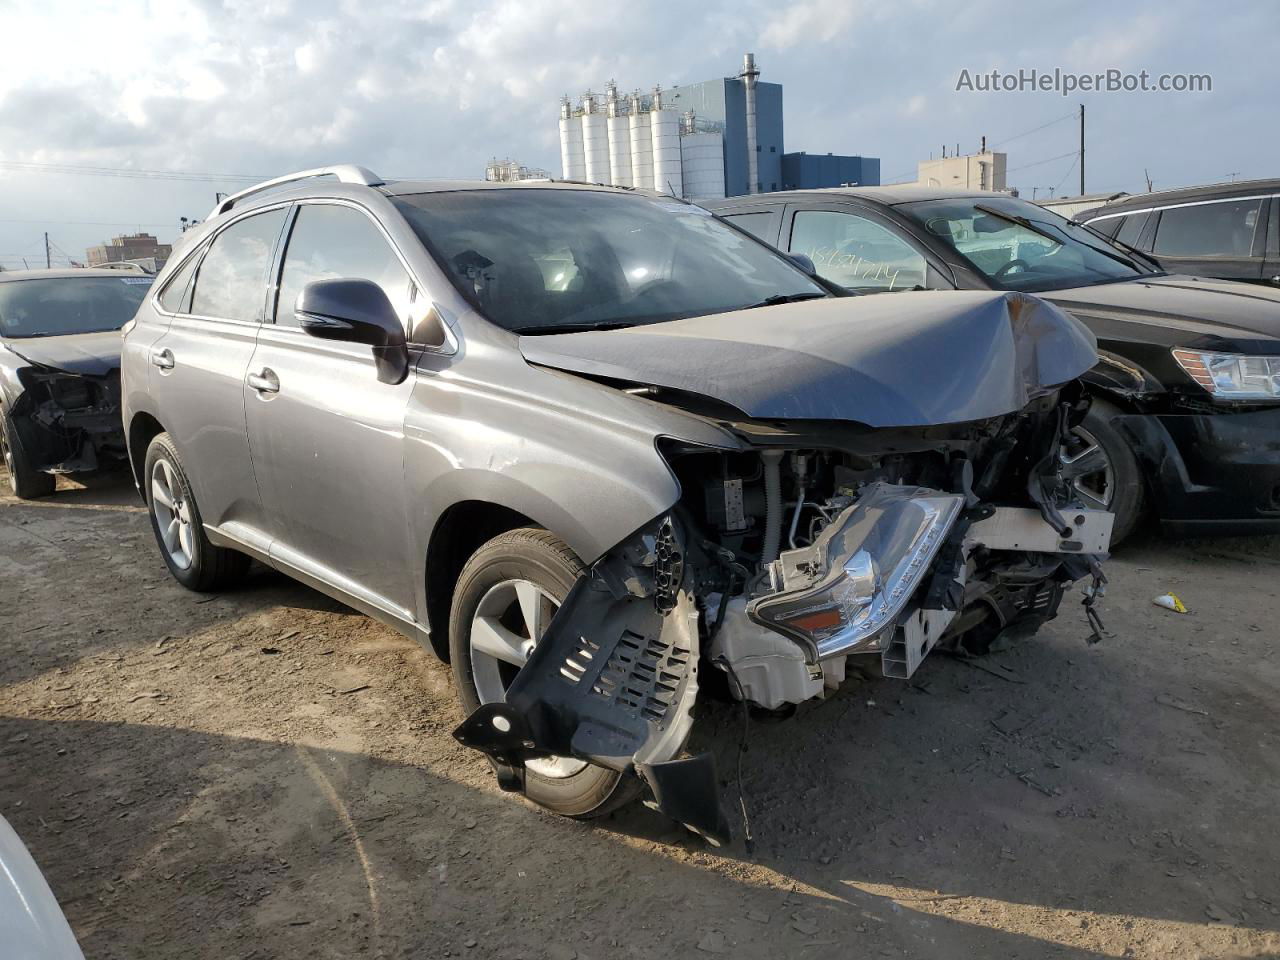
left=787, top=253, right=818, bottom=276
left=296, top=279, right=409, bottom=384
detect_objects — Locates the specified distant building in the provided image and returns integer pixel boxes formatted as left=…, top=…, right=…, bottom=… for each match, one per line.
left=485, top=158, right=551, bottom=182
left=86, top=233, right=171, bottom=272
left=913, top=150, right=1007, bottom=192
left=781, top=152, right=880, bottom=190
left=1036, top=191, right=1130, bottom=220
left=554, top=54, right=880, bottom=200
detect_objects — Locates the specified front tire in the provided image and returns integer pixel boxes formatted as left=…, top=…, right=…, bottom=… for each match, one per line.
left=449, top=528, right=639, bottom=819
left=1, top=405, right=56, bottom=499
left=1061, top=398, right=1146, bottom=546
left=144, top=432, right=249, bottom=591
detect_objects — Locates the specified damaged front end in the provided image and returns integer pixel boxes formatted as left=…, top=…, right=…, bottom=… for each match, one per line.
left=455, top=291, right=1110, bottom=842
left=456, top=396, right=1112, bottom=845
left=11, top=365, right=125, bottom=472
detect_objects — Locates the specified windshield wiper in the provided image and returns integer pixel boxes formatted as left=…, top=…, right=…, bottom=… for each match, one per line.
left=744, top=292, right=828, bottom=309
left=975, top=204, right=1144, bottom=274
left=512, top=320, right=637, bottom=335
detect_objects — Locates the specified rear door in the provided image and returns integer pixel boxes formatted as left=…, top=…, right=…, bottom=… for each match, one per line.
left=1148, top=196, right=1266, bottom=282
left=781, top=202, right=953, bottom=292
left=243, top=200, right=423, bottom=620
left=147, top=205, right=288, bottom=550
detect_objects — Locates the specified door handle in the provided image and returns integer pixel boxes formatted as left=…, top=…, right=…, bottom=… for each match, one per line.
left=1271, top=275, right=1280, bottom=286
left=150, top=347, right=174, bottom=370
left=247, top=368, right=280, bottom=394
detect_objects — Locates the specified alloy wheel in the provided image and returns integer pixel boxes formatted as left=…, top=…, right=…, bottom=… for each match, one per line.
left=1059, top=425, right=1114, bottom=511
left=150, top=458, right=195, bottom=570
left=469, top=578, right=587, bottom=779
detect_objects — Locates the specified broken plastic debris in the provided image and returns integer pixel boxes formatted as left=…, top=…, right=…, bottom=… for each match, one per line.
left=1152, top=593, right=1188, bottom=614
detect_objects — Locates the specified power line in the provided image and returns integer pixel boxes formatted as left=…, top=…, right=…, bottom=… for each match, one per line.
left=1051, top=155, right=1080, bottom=194
left=0, top=160, right=266, bottom=183
left=989, top=110, right=1078, bottom=150
left=1006, top=150, right=1078, bottom=174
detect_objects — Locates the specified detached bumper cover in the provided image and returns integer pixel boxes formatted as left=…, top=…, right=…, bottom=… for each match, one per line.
left=1117, top=405, right=1280, bottom=534
left=454, top=519, right=729, bottom=844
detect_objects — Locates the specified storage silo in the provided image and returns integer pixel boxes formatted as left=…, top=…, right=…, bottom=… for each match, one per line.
left=605, top=83, right=633, bottom=188
left=649, top=89, right=682, bottom=198
left=680, top=129, right=725, bottom=201
left=581, top=93, right=610, bottom=185
left=628, top=92, right=653, bottom=191
left=558, top=96, right=586, bottom=181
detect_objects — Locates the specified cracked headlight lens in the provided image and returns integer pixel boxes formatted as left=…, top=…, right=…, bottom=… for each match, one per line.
left=1172, top=349, right=1280, bottom=400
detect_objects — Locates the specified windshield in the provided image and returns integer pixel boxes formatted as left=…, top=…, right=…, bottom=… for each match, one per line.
left=0, top=276, right=153, bottom=338
left=899, top=196, right=1150, bottom=292
left=393, top=189, right=828, bottom=333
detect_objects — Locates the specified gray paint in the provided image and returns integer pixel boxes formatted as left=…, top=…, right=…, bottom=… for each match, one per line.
left=521, top=291, right=1098, bottom=428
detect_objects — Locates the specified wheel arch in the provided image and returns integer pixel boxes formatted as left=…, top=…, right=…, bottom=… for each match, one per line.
left=423, top=500, right=538, bottom=661
left=127, top=411, right=166, bottom=492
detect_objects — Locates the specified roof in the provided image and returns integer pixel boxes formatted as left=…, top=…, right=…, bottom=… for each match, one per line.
left=378, top=178, right=642, bottom=197
left=1037, top=191, right=1129, bottom=206
left=0, top=268, right=152, bottom=283
left=705, top=185, right=1013, bottom=207
left=1087, top=178, right=1280, bottom=214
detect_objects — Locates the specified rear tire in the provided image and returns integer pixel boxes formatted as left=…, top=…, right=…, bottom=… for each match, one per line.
left=1064, top=398, right=1146, bottom=546
left=144, top=432, right=249, bottom=591
left=449, top=527, right=640, bottom=819
left=1, top=405, right=56, bottom=499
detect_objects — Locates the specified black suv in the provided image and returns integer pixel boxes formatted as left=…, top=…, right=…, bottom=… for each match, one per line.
left=1076, top=179, right=1280, bottom=287
left=706, top=187, right=1280, bottom=542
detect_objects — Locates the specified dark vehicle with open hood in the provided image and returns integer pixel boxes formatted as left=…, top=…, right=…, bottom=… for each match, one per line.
left=707, top=187, right=1280, bottom=543
left=122, top=167, right=1110, bottom=843
left=0, top=268, right=152, bottom=498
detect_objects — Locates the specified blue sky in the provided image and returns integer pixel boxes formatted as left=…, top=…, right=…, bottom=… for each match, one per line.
left=0, top=0, right=1275, bottom=267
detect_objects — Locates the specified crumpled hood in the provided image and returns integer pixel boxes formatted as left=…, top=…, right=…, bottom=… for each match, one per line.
left=2, top=330, right=122, bottom=377
left=520, top=291, right=1097, bottom=427
left=1045, top=275, right=1280, bottom=351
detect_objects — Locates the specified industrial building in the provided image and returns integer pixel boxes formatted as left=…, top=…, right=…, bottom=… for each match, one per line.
left=86, top=232, right=171, bottom=272
left=556, top=54, right=879, bottom=201
left=912, top=146, right=1008, bottom=192
left=484, top=158, right=551, bottom=182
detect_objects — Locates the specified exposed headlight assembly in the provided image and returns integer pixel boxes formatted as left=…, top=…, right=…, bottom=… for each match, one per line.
left=1172, top=348, right=1280, bottom=400
left=747, top=483, right=964, bottom=660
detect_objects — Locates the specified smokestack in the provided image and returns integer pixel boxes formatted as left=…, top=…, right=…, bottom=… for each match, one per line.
left=741, top=53, right=760, bottom=195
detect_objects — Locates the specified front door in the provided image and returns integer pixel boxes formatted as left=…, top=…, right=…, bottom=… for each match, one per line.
left=243, top=201, right=422, bottom=619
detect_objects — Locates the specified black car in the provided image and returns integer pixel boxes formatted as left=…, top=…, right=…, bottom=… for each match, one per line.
left=0, top=269, right=152, bottom=497
left=1076, top=179, right=1280, bottom=287
left=705, top=188, right=1280, bottom=543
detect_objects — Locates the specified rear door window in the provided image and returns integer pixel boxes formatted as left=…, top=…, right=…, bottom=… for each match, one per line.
left=190, top=208, right=288, bottom=322
left=1153, top=199, right=1262, bottom=258
left=274, top=204, right=415, bottom=331
left=789, top=209, right=928, bottom=291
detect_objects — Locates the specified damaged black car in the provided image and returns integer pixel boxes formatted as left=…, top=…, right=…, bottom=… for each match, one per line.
left=121, top=173, right=1111, bottom=845
left=0, top=269, right=150, bottom=498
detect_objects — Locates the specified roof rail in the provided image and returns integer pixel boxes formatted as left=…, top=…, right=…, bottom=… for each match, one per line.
left=208, top=165, right=384, bottom=219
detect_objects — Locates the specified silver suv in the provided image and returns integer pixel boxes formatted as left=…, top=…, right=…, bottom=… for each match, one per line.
left=122, top=166, right=1110, bottom=842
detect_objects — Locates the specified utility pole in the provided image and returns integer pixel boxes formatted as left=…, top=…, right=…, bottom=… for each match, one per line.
left=44, top=232, right=51, bottom=269
left=1078, top=104, right=1085, bottom=197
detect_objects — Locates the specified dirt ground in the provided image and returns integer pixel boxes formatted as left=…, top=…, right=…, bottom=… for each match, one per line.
left=1, top=467, right=1278, bottom=960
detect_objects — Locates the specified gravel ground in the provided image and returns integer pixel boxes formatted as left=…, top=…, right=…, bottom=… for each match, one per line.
left=2, top=467, right=1278, bottom=959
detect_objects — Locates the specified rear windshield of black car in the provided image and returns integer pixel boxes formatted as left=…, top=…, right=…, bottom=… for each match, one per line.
left=392, top=189, right=826, bottom=333
left=898, top=197, right=1149, bottom=292
left=0, top=276, right=153, bottom=338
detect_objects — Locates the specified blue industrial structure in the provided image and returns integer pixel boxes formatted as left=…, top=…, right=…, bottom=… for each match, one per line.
left=782, top=152, right=881, bottom=191
left=556, top=54, right=879, bottom=199
left=665, top=77, right=785, bottom=196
